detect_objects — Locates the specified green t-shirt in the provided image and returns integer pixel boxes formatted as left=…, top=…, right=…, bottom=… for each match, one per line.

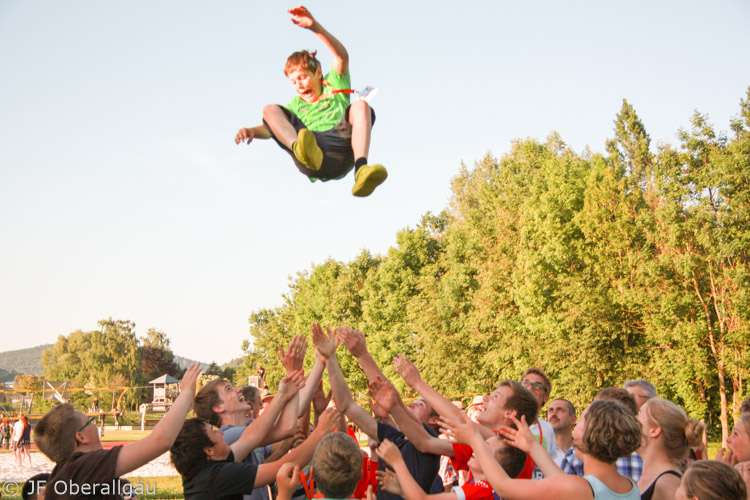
left=285, top=68, right=351, bottom=132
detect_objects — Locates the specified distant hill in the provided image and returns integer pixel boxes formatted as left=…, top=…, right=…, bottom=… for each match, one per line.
left=174, top=355, right=210, bottom=371
left=0, top=344, right=51, bottom=379
left=0, top=345, right=211, bottom=380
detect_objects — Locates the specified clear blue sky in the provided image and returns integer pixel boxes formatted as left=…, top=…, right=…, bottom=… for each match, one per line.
left=1, top=1, right=749, bottom=364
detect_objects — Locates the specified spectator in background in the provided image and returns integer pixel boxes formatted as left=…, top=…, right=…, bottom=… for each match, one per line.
left=546, top=398, right=576, bottom=466
left=624, top=380, right=656, bottom=410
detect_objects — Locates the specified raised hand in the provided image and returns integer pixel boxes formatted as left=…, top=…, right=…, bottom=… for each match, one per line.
left=278, top=369, right=306, bottom=400
left=363, top=484, right=377, bottom=500
left=392, top=354, right=422, bottom=388
left=276, top=462, right=300, bottom=500
left=376, top=469, right=403, bottom=497
left=336, top=326, right=368, bottom=357
left=235, top=127, right=255, bottom=145
left=376, top=439, right=402, bottom=465
left=499, top=415, right=536, bottom=452
left=439, top=413, right=482, bottom=447
left=280, top=334, right=308, bottom=373
left=288, top=5, right=316, bottom=30
left=312, top=322, right=337, bottom=359
left=717, top=447, right=738, bottom=466
left=312, top=380, right=332, bottom=415
left=179, top=362, right=203, bottom=397
left=316, top=406, right=342, bottom=434
left=369, top=376, right=398, bottom=414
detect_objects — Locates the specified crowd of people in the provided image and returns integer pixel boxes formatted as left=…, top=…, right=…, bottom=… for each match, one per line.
left=13, top=323, right=750, bottom=500
left=1, top=413, right=32, bottom=468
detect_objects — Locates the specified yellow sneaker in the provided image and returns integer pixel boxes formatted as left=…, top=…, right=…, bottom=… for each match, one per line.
left=292, top=129, right=323, bottom=171
left=352, top=164, right=387, bottom=197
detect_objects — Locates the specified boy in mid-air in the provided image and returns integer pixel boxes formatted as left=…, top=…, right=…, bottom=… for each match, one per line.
left=234, top=6, right=387, bottom=197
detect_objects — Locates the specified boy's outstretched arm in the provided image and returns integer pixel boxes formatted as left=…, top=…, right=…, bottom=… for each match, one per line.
left=115, top=363, right=202, bottom=477
left=231, top=370, right=305, bottom=462
left=235, top=125, right=272, bottom=145
left=369, top=376, right=454, bottom=458
left=313, top=323, right=378, bottom=440
left=288, top=6, right=349, bottom=75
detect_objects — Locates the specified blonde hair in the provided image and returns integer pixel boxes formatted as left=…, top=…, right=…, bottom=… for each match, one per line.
left=682, top=460, right=747, bottom=500
left=642, top=398, right=705, bottom=462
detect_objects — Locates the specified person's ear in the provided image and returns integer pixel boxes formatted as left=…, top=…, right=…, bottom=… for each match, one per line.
left=204, top=445, right=217, bottom=459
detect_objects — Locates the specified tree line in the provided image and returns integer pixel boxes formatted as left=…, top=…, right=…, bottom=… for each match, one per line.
left=239, top=88, right=750, bottom=445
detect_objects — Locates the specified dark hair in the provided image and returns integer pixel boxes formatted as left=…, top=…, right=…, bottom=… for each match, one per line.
left=170, top=418, right=214, bottom=481
left=313, top=433, right=363, bottom=498
left=496, top=444, right=527, bottom=479
left=683, top=460, right=747, bottom=500
left=193, top=379, right=227, bottom=428
left=596, top=387, right=638, bottom=415
left=22, top=473, right=50, bottom=500
left=33, top=404, right=80, bottom=462
left=522, top=367, right=551, bottom=394
left=578, top=400, right=641, bottom=464
left=284, top=50, right=321, bottom=76
left=498, top=380, right=539, bottom=426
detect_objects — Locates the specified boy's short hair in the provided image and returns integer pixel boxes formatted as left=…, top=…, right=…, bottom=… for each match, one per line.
left=170, top=418, right=214, bottom=481
left=578, top=400, right=641, bottom=464
left=497, top=380, right=539, bottom=426
left=522, top=367, right=552, bottom=394
left=494, top=444, right=527, bottom=479
left=595, top=387, right=638, bottom=415
left=312, top=432, right=363, bottom=498
left=193, top=379, right=227, bottom=427
left=33, top=403, right=80, bottom=462
left=284, top=50, right=321, bottom=76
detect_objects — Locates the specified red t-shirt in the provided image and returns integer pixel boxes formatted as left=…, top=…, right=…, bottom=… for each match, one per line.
left=453, top=479, right=494, bottom=500
left=450, top=443, right=533, bottom=480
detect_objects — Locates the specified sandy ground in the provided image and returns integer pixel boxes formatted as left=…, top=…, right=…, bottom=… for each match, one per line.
left=0, top=449, right=177, bottom=484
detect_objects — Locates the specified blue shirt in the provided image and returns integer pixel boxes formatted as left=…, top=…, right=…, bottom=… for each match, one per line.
left=560, top=447, right=642, bottom=482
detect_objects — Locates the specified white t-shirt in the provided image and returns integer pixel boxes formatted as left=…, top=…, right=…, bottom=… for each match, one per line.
left=529, top=418, right=558, bottom=479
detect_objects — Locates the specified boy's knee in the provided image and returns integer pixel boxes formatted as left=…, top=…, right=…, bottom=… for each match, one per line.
left=263, top=104, right=284, bottom=120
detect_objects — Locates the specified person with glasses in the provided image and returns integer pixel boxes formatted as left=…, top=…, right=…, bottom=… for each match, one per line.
left=623, top=380, right=656, bottom=411
left=32, top=362, right=202, bottom=500
left=520, top=368, right=558, bottom=479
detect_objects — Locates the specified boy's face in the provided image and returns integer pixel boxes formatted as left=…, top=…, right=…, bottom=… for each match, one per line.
left=74, top=410, right=101, bottom=448
left=407, top=398, right=434, bottom=424
left=288, top=67, right=323, bottom=103
left=204, top=423, right=231, bottom=460
left=468, top=436, right=504, bottom=477
left=215, top=382, right=250, bottom=416
left=478, top=386, right=513, bottom=429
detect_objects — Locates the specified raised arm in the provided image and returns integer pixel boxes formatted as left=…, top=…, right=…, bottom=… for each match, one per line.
left=115, top=363, right=202, bottom=476
left=254, top=406, right=340, bottom=486
left=369, top=376, right=454, bottom=457
left=441, top=413, right=583, bottom=500
left=288, top=6, right=349, bottom=75
left=231, top=370, right=305, bottom=462
left=235, top=125, right=272, bottom=145
left=261, top=335, right=307, bottom=443
left=500, top=415, right=564, bottom=477
left=314, top=323, right=378, bottom=440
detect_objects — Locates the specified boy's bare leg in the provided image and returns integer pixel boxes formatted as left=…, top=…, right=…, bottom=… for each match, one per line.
left=263, top=105, right=298, bottom=149
left=348, top=100, right=371, bottom=158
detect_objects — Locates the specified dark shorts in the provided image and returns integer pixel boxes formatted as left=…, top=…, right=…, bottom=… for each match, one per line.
left=264, top=104, right=376, bottom=181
